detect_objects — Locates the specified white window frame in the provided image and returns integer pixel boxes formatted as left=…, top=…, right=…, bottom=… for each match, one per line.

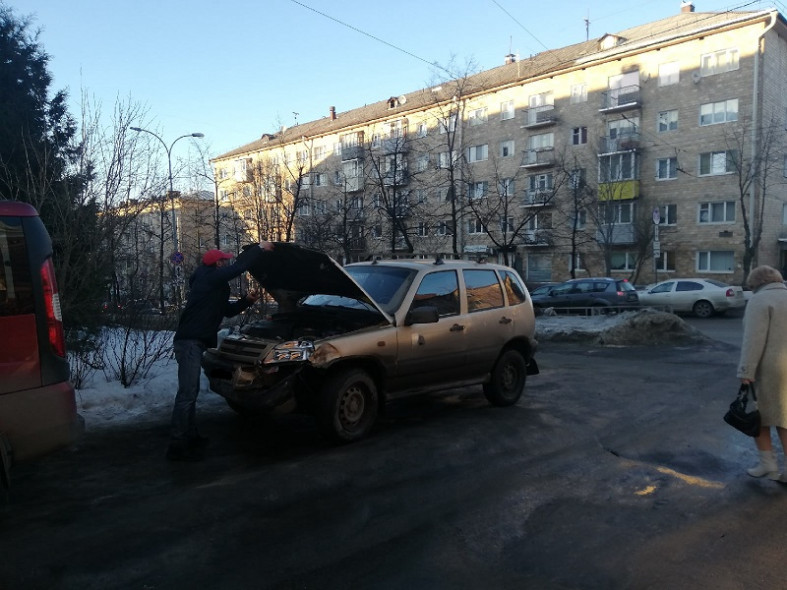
left=572, top=126, right=587, bottom=145
left=699, top=151, right=736, bottom=176
left=697, top=250, right=734, bottom=272
left=500, top=139, right=515, bottom=158
left=467, top=218, right=485, bottom=235
left=416, top=121, right=428, bottom=138
left=610, top=251, right=637, bottom=271
left=600, top=201, right=634, bottom=225
left=528, top=91, right=554, bottom=107
left=599, top=152, right=638, bottom=182
left=658, top=110, right=678, bottom=132
left=416, top=222, right=429, bottom=237
left=659, top=204, right=678, bottom=226
left=699, top=99, right=738, bottom=126
left=700, top=48, right=739, bottom=77
left=699, top=201, right=736, bottom=224
left=656, top=157, right=677, bottom=180
left=467, top=144, right=489, bottom=163
left=658, top=61, right=680, bottom=86
left=469, top=107, right=488, bottom=126
left=468, top=181, right=489, bottom=200
left=570, top=83, right=587, bottom=104
left=656, top=251, right=676, bottom=272
left=439, top=114, right=457, bottom=134
left=500, top=100, right=515, bottom=120
left=498, top=178, right=515, bottom=198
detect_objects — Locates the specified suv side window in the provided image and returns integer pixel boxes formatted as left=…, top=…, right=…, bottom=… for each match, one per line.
left=463, top=269, right=504, bottom=312
left=411, top=270, right=460, bottom=316
left=575, top=281, right=594, bottom=293
left=500, top=270, right=527, bottom=305
left=0, top=216, right=34, bottom=315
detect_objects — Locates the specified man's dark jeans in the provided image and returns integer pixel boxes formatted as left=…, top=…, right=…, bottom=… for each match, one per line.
left=172, top=339, right=207, bottom=442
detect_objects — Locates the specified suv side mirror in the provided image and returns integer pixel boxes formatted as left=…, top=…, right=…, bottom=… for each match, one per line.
left=405, top=305, right=440, bottom=326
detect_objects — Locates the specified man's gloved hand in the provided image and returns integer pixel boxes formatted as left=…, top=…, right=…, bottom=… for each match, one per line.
left=259, top=241, right=274, bottom=252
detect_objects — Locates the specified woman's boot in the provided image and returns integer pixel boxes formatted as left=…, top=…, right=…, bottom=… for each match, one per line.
left=747, top=450, right=779, bottom=479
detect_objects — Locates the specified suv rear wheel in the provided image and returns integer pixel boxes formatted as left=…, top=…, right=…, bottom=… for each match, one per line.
left=483, top=350, right=527, bottom=406
left=319, top=368, right=378, bottom=442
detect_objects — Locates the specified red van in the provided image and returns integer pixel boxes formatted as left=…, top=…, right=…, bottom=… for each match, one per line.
left=0, top=201, right=82, bottom=488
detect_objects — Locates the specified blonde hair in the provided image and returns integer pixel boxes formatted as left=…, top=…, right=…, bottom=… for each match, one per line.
left=746, top=265, right=784, bottom=290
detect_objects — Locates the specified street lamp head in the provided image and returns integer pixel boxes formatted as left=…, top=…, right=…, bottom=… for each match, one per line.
left=191, top=133, right=205, bottom=138
left=130, top=127, right=142, bottom=132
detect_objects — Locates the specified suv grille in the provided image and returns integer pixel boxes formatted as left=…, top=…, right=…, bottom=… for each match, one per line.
left=219, top=336, right=271, bottom=363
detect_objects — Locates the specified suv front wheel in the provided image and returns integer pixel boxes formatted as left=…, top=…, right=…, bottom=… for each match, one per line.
left=319, top=368, right=379, bottom=442
left=483, top=350, right=527, bottom=406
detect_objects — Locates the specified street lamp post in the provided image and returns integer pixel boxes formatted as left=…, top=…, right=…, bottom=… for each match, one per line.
left=130, top=127, right=204, bottom=307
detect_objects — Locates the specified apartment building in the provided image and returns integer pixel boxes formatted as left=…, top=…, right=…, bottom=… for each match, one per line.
left=212, top=4, right=787, bottom=286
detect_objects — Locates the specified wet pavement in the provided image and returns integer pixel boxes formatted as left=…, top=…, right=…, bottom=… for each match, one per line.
left=3, top=322, right=787, bottom=589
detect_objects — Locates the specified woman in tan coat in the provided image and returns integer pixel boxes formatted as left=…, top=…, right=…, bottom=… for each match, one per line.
left=737, top=265, right=787, bottom=479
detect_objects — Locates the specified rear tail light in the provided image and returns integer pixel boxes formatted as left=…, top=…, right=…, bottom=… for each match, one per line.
left=41, top=258, right=66, bottom=357
left=725, top=288, right=734, bottom=298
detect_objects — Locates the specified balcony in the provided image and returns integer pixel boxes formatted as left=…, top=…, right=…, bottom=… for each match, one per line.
left=522, top=189, right=554, bottom=207
left=341, top=145, right=365, bottom=161
left=348, top=237, right=367, bottom=251
left=381, top=138, right=409, bottom=153
left=598, top=132, right=640, bottom=154
left=345, top=177, right=364, bottom=192
left=522, top=105, right=557, bottom=128
left=520, top=148, right=555, bottom=169
left=597, top=180, right=639, bottom=201
left=523, top=229, right=552, bottom=246
left=596, top=223, right=636, bottom=244
left=600, top=85, right=641, bottom=113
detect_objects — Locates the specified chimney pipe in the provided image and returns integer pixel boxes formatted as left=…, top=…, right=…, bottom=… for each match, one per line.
left=681, top=1, right=695, bottom=13
left=329, top=106, right=336, bottom=120
left=504, top=53, right=516, bottom=65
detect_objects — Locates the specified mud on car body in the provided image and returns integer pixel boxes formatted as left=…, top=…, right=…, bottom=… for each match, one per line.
left=202, top=243, right=538, bottom=442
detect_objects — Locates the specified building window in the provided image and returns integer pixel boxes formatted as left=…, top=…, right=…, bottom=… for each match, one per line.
left=438, top=150, right=458, bottom=168
left=700, top=48, right=739, bottom=77
left=699, top=201, right=736, bottom=223
left=467, top=218, right=485, bottom=234
left=371, top=224, right=383, bottom=239
left=528, top=132, right=554, bottom=151
left=500, top=216, right=515, bottom=233
left=414, top=189, right=428, bottom=204
left=699, top=151, right=736, bottom=176
left=599, top=152, right=638, bottom=182
left=439, top=114, right=457, bottom=134
left=610, top=251, right=637, bottom=271
left=569, top=253, right=586, bottom=272
left=500, top=139, right=515, bottom=158
left=656, top=157, right=677, bottom=180
left=658, top=61, right=680, bottom=86
left=436, top=220, right=454, bottom=236
left=655, top=251, right=675, bottom=271
left=467, top=144, right=489, bottom=163
left=600, top=201, right=634, bottom=224
left=500, top=100, right=515, bottom=120
left=658, top=110, right=678, bottom=132
left=529, top=91, right=553, bottom=107
left=416, top=154, right=429, bottom=172
left=468, top=181, right=489, bottom=200
left=699, top=99, right=738, bottom=125
left=569, top=209, right=587, bottom=230
left=416, top=122, right=428, bottom=138
left=498, top=178, right=515, bottom=198
left=572, top=126, right=588, bottom=145
left=697, top=250, right=734, bottom=272
left=659, top=204, right=678, bottom=225
left=469, top=107, right=488, bottom=126
left=570, top=83, right=587, bottom=104
left=416, top=222, right=429, bottom=237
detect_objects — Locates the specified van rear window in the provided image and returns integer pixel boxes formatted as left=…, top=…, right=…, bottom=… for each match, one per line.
left=0, top=216, right=34, bottom=316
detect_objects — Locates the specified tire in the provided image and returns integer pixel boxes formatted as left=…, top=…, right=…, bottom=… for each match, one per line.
left=483, top=350, right=527, bottom=407
left=319, top=369, right=379, bottom=442
left=693, top=300, right=714, bottom=319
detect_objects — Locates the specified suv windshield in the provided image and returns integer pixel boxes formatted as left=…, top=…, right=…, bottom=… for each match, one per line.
left=300, top=265, right=417, bottom=315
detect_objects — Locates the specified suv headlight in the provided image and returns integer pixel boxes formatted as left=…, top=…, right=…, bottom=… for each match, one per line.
left=264, top=340, right=315, bottom=364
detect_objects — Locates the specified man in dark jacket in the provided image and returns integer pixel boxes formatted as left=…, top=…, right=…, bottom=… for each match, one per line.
left=167, top=241, right=273, bottom=461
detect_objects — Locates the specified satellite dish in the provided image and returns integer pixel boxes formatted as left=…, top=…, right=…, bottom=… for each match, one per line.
left=398, top=94, right=407, bottom=105
left=691, top=71, right=701, bottom=84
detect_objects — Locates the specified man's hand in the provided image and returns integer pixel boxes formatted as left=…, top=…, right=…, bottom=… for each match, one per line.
left=259, top=241, right=274, bottom=252
left=245, top=290, right=261, bottom=304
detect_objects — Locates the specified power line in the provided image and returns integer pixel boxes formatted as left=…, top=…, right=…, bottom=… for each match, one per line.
left=287, top=0, right=453, bottom=77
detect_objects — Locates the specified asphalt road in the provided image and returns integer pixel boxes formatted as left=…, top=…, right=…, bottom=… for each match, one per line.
left=5, top=316, right=787, bottom=589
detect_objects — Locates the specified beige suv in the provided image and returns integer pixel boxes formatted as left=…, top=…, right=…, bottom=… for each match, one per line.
left=202, top=244, right=539, bottom=442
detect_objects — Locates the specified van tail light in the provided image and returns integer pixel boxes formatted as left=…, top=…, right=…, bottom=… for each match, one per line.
left=725, top=288, right=735, bottom=298
left=41, top=258, right=66, bottom=357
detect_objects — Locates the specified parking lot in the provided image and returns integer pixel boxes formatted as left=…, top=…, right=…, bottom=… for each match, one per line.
left=5, top=312, right=787, bottom=589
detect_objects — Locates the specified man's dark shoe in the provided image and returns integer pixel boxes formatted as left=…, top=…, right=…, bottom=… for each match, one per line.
left=166, top=442, right=205, bottom=462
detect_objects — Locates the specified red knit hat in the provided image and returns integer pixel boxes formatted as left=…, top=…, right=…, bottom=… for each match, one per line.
left=202, top=249, right=233, bottom=266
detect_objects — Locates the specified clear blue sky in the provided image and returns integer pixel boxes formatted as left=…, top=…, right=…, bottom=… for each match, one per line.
left=9, top=0, right=778, bottom=159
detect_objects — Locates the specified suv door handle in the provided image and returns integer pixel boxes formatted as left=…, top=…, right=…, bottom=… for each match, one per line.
left=499, top=317, right=512, bottom=324
left=450, top=324, right=465, bottom=332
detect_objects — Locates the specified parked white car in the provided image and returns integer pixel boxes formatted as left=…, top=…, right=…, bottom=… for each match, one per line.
left=638, top=278, right=746, bottom=318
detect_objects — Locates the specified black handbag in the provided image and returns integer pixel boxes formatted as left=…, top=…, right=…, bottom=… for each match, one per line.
left=724, top=383, right=761, bottom=437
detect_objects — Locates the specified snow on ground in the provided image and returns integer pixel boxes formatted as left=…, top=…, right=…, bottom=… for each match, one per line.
left=74, top=309, right=708, bottom=430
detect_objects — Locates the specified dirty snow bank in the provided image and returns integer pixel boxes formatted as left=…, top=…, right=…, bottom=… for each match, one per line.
left=535, top=308, right=710, bottom=346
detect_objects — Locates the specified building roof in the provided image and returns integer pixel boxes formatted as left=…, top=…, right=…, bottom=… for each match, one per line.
left=214, top=9, right=778, bottom=162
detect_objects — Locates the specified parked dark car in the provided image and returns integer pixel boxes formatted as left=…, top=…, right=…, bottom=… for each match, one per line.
left=531, top=277, right=639, bottom=312
left=202, top=243, right=539, bottom=442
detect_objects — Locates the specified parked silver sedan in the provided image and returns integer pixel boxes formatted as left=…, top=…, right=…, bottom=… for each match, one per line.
left=638, top=278, right=746, bottom=318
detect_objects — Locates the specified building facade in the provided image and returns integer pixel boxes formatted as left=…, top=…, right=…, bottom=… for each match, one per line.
left=212, top=5, right=787, bottom=286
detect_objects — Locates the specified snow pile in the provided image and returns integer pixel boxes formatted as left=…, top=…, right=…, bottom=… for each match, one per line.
left=535, top=308, right=710, bottom=346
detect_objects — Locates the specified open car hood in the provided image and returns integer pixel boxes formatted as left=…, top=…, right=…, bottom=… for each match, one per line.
left=244, top=243, right=392, bottom=322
